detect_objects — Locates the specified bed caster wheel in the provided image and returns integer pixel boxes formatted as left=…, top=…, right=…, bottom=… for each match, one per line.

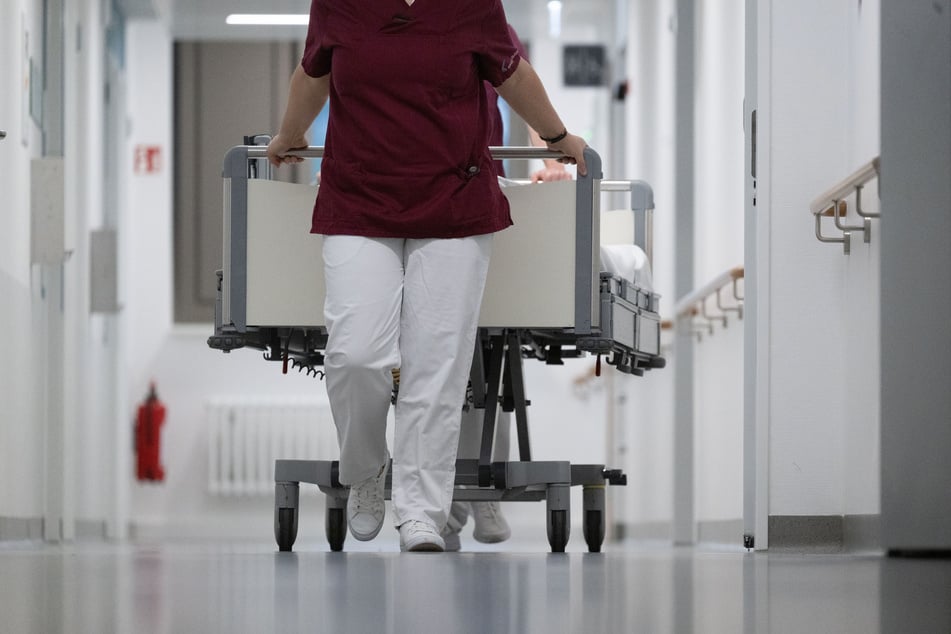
left=275, top=481, right=300, bottom=552
left=324, top=498, right=347, bottom=553
left=547, top=484, right=570, bottom=553
left=548, top=510, right=569, bottom=553
left=583, top=486, right=606, bottom=553
left=275, top=507, right=299, bottom=552
left=584, top=510, right=605, bottom=553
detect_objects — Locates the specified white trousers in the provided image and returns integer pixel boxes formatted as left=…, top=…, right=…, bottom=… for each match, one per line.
left=322, top=234, right=493, bottom=530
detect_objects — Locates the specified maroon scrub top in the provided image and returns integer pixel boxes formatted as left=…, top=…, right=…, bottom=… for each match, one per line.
left=302, top=0, right=521, bottom=239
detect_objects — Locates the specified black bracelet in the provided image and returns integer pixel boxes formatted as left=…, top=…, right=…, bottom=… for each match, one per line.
left=540, top=127, right=568, bottom=144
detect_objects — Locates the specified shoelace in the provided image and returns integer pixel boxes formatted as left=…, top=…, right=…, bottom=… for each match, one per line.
left=405, top=520, right=436, bottom=537
left=352, top=467, right=384, bottom=513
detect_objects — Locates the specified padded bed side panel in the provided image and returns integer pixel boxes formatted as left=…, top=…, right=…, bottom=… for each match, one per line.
left=479, top=180, right=577, bottom=328
left=243, top=179, right=582, bottom=329
left=246, top=180, right=324, bottom=327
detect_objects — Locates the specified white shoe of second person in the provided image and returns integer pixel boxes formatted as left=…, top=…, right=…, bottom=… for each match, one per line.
left=471, top=501, right=511, bottom=544
left=400, top=520, right=445, bottom=552
left=346, top=455, right=389, bottom=541
left=441, top=528, right=461, bottom=553
left=440, top=501, right=469, bottom=552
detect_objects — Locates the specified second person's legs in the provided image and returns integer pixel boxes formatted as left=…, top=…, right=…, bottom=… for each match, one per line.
left=445, top=407, right=512, bottom=550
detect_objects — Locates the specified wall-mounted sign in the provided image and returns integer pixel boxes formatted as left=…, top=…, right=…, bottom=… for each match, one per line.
left=563, top=45, right=607, bottom=87
left=134, top=145, right=162, bottom=174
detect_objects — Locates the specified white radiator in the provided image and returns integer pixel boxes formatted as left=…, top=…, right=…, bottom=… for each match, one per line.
left=207, top=396, right=336, bottom=495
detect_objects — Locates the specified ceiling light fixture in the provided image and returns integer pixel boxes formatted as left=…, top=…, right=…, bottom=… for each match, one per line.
left=547, top=1, right=562, bottom=38
left=226, top=14, right=309, bottom=26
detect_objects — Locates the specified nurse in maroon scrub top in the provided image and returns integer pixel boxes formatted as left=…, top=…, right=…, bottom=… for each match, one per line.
left=268, top=0, right=587, bottom=552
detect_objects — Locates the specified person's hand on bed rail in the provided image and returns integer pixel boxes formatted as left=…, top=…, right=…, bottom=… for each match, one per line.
left=267, top=133, right=310, bottom=167
left=531, top=164, right=573, bottom=183
left=544, top=132, right=588, bottom=177
left=267, top=66, right=329, bottom=168
left=525, top=125, right=572, bottom=183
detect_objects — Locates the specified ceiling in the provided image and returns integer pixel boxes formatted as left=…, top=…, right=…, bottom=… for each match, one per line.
left=162, top=0, right=539, bottom=41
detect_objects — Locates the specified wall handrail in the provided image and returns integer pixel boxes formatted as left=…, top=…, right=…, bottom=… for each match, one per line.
left=808, top=157, right=880, bottom=215
left=674, top=266, right=744, bottom=318
left=673, top=266, right=745, bottom=342
left=809, top=157, right=880, bottom=255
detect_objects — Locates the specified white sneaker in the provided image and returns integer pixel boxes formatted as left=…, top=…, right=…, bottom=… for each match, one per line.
left=347, top=455, right=389, bottom=541
left=472, top=501, right=511, bottom=543
left=400, top=520, right=445, bottom=552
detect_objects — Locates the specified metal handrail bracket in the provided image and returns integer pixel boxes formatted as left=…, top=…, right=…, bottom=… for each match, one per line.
left=815, top=200, right=851, bottom=255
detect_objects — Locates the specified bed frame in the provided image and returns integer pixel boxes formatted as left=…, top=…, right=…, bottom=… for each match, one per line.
left=208, top=144, right=665, bottom=552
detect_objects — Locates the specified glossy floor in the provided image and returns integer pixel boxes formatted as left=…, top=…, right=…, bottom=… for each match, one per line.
left=2, top=535, right=949, bottom=633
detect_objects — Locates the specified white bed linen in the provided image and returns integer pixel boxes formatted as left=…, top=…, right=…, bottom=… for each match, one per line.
left=600, top=244, right=653, bottom=291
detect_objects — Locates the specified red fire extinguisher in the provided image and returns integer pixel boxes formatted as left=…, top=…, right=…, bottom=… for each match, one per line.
left=135, top=382, right=166, bottom=481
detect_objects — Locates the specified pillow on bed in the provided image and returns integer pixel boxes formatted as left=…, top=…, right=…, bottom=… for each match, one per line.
left=600, top=244, right=653, bottom=291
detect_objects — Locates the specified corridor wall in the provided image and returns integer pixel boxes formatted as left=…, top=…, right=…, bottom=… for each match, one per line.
left=752, top=0, right=881, bottom=549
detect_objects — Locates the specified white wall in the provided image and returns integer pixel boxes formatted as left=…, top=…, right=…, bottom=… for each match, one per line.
left=620, top=0, right=746, bottom=541
left=0, top=0, right=50, bottom=529
left=622, top=0, right=679, bottom=534
left=842, top=0, right=881, bottom=519
left=0, top=0, right=117, bottom=538
left=693, top=0, right=746, bottom=530
left=68, top=0, right=114, bottom=535
left=121, top=21, right=332, bottom=539
left=622, top=0, right=880, bottom=545
left=761, top=0, right=881, bottom=522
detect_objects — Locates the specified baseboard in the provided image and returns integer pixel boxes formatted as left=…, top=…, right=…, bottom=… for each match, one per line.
left=0, top=516, right=44, bottom=541
left=4, top=512, right=872, bottom=551
left=769, top=514, right=883, bottom=553
left=843, top=514, right=881, bottom=552
left=75, top=519, right=109, bottom=540
left=613, top=521, right=671, bottom=541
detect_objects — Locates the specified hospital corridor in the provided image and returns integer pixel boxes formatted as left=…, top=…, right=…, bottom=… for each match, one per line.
left=2, top=0, right=950, bottom=632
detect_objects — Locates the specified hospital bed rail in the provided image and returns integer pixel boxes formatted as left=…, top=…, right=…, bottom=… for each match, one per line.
left=209, top=144, right=665, bottom=553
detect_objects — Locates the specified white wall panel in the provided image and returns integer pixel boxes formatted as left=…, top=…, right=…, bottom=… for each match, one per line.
left=765, top=0, right=852, bottom=516
left=693, top=0, right=746, bottom=531
left=622, top=0, right=678, bottom=533
left=842, top=0, right=881, bottom=519
left=760, top=0, right=882, bottom=528
left=0, top=0, right=46, bottom=526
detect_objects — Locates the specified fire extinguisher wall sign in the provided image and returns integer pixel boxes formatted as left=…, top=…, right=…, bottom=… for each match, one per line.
left=135, top=382, right=166, bottom=481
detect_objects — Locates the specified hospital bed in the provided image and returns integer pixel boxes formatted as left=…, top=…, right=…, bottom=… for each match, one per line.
left=208, top=144, right=665, bottom=553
